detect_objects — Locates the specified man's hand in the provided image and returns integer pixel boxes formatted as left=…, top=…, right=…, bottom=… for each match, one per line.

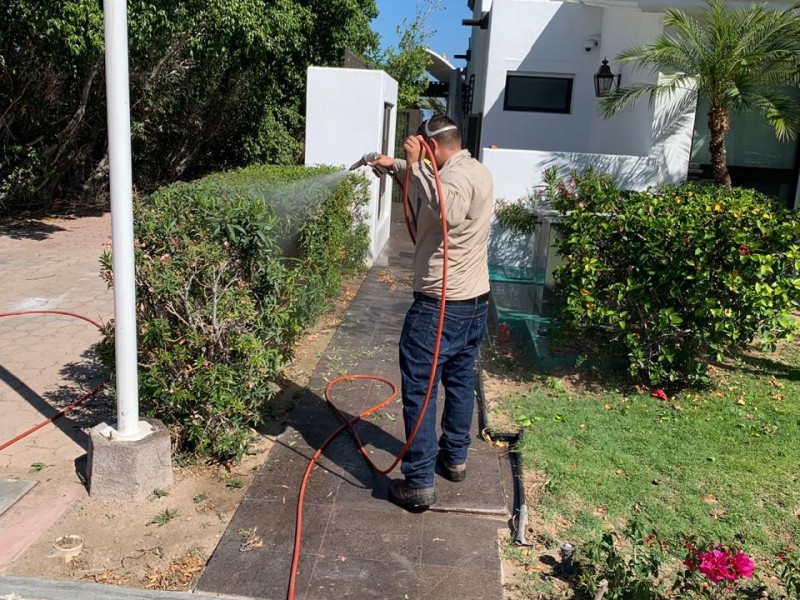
left=403, top=135, right=426, bottom=164
left=367, top=154, right=394, bottom=170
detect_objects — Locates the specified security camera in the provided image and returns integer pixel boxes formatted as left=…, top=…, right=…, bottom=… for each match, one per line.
left=584, top=38, right=599, bottom=52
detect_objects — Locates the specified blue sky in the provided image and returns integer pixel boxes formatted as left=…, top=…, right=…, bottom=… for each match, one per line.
left=372, top=0, right=472, bottom=69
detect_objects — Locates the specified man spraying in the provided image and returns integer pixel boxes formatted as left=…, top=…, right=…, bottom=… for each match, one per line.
left=368, top=115, right=494, bottom=510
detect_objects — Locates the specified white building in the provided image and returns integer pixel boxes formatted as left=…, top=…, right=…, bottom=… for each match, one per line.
left=456, top=0, right=800, bottom=208
left=305, top=67, right=398, bottom=265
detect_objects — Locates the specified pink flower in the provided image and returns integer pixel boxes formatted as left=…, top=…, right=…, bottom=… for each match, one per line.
left=732, top=551, right=754, bottom=579
left=738, top=245, right=751, bottom=256
left=651, top=389, right=668, bottom=401
left=698, top=549, right=734, bottom=583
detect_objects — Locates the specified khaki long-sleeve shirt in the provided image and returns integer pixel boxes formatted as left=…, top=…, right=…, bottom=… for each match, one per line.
left=393, top=149, right=493, bottom=301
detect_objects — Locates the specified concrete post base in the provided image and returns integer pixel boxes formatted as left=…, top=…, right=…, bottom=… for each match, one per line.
left=87, top=418, right=172, bottom=498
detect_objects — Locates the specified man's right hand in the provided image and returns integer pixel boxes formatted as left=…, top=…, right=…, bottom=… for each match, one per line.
left=367, top=154, right=394, bottom=170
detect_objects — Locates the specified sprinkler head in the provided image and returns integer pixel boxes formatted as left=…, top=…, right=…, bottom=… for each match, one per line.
left=560, top=541, right=576, bottom=576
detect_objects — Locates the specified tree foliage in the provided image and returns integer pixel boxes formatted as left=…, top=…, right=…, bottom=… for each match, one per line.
left=599, top=0, right=800, bottom=187
left=375, top=0, right=442, bottom=109
left=0, top=0, right=378, bottom=212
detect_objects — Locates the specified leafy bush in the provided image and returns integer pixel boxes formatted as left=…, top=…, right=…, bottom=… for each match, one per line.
left=576, top=522, right=766, bottom=599
left=494, top=165, right=562, bottom=234
left=550, top=171, right=800, bottom=386
left=99, top=165, right=369, bottom=460
left=576, top=521, right=665, bottom=600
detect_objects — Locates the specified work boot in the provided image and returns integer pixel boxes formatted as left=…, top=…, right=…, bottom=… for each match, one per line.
left=437, top=454, right=467, bottom=482
left=388, top=479, right=436, bottom=510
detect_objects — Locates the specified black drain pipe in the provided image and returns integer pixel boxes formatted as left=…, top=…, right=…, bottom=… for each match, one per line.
left=475, top=349, right=528, bottom=546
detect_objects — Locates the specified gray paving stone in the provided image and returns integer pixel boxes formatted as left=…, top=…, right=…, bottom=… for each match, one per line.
left=319, top=505, right=424, bottom=565
left=420, top=512, right=504, bottom=571
left=417, top=564, right=505, bottom=600
left=305, top=556, right=418, bottom=600
left=0, top=479, right=37, bottom=518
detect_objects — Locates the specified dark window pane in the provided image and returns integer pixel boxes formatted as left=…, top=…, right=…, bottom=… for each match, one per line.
left=504, top=75, right=573, bottom=113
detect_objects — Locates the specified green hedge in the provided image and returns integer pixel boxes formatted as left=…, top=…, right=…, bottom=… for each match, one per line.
left=551, top=171, right=800, bottom=386
left=99, top=165, right=369, bottom=460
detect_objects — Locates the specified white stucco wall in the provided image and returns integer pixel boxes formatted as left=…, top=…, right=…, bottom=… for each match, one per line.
left=482, top=147, right=660, bottom=201
left=478, top=0, right=670, bottom=157
left=467, top=0, right=696, bottom=202
left=305, top=67, right=398, bottom=265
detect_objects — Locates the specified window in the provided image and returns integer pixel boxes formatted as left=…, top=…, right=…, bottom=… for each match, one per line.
left=690, top=92, right=800, bottom=207
left=504, top=74, right=573, bottom=114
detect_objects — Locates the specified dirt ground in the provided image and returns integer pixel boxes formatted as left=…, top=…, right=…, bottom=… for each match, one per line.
left=5, top=270, right=545, bottom=596
left=4, top=274, right=368, bottom=591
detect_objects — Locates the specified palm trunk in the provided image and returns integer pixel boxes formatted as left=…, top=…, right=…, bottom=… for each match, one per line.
left=708, top=106, right=732, bottom=187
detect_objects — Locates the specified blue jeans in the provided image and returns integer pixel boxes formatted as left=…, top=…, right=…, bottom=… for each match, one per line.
left=398, top=296, right=488, bottom=488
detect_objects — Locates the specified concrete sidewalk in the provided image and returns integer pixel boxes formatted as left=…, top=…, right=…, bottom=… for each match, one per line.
left=0, top=574, right=243, bottom=599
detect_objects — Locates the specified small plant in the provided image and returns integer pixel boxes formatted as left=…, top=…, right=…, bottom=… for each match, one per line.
left=151, top=508, right=179, bottom=527
left=494, top=166, right=564, bottom=234
left=576, top=520, right=665, bottom=600
left=226, top=477, right=243, bottom=490
left=193, top=493, right=208, bottom=504
left=28, top=462, right=48, bottom=473
left=149, top=488, right=169, bottom=500
left=774, top=545, right=800, bottom=598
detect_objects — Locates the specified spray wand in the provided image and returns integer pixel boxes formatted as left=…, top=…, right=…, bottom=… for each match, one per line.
left=348, top=151, right=381, bottom=171
left=348, top=150, right=415, bottom=239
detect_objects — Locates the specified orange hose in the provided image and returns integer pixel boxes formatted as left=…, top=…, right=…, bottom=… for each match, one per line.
left=288, top=139, right=448, bottom=599
left=0, top=310, right=106, bottom=451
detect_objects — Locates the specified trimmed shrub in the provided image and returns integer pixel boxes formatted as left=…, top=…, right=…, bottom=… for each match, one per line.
left=99, top=165, right=369, bottom=460
left=551, top=171, right=800, bottom=386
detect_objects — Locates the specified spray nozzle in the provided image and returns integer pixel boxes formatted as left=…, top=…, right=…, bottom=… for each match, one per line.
left=349, top=151, right=381, bottom=171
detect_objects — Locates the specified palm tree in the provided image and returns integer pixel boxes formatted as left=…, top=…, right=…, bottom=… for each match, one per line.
left=599, top=0, right=800, bottom=187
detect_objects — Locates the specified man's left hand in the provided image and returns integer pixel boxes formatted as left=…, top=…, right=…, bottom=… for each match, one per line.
left=403, top=135, right=426, bottom=164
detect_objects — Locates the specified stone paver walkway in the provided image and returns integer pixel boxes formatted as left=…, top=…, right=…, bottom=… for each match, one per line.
left=197, top=227, right=510, bottom=600
left=0, top=214, right=113, bottom=567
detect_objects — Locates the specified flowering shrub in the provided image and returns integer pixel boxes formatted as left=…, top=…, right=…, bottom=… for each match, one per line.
left=553, top=173, right=800, bottom=386
left=676, top=542, right=756, bottom=597
left=576, top=522, right=766, bottom=599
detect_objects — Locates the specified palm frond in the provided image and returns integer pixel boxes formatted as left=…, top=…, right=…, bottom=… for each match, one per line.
left=738, top=92, right=800, bottom=141
left=598, top=75, right=695, bottom=118
left=601, top=0, right=800, bottom=129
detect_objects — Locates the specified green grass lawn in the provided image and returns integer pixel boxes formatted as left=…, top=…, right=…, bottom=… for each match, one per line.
left=498, top=342, right=800, bottom=593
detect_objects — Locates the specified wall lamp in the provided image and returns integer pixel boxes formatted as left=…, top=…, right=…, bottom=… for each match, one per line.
left=594, top=58, right=621, bottom=97
left=462, top=12, right=489, bottom=29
